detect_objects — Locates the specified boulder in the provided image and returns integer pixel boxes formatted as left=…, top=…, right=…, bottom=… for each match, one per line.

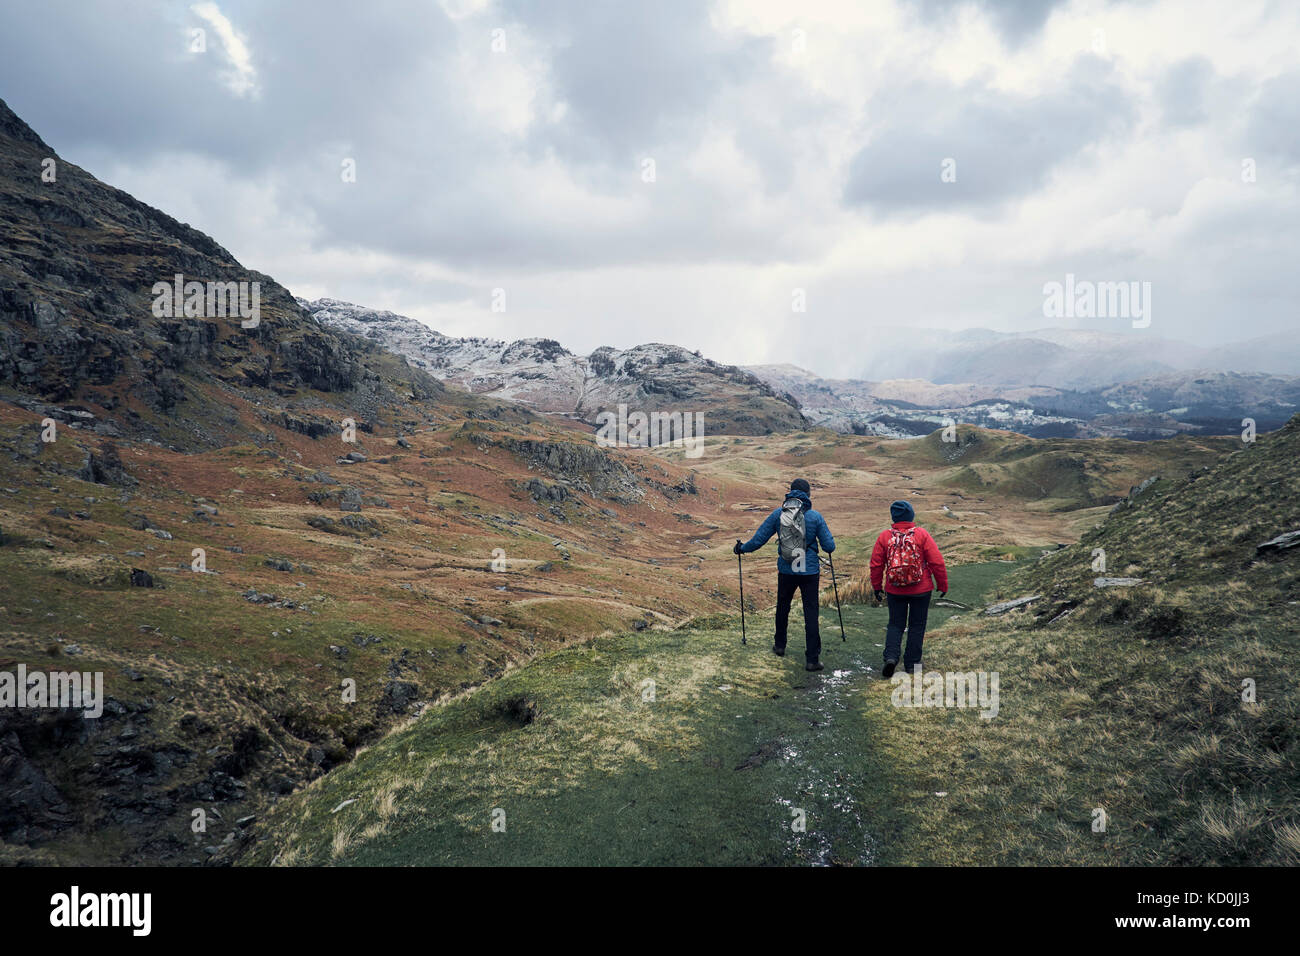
left=983, top=595, right=1042, bottom=615
left=1257, top=530, right=1300, bottom=554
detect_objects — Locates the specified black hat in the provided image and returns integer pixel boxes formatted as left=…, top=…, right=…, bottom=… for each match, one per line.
left=790, top=478, right=810, bottom=494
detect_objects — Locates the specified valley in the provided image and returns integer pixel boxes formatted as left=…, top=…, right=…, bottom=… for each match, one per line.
left=1, top=91, right=1295, bottom=870
left=239, top=416, right=1300, bottom=867
left=0, top=387, right=1238, bottom=864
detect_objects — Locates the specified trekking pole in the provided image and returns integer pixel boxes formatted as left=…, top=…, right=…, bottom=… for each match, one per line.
left=737, top=551, right=747, bottom=645
left=827, top=552, right=846, bottom=641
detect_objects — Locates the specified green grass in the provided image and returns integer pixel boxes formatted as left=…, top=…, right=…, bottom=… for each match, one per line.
left=240, top=562, right=1019, bottom=866
left=867, top=419, right=1300, bottom=865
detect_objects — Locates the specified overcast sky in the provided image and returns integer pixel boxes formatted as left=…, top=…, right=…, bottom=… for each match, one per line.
left=2, top=0, right=1297, bottom=377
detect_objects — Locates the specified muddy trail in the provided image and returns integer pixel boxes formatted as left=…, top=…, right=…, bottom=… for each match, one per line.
left=728, top=642, right=883, bottom=865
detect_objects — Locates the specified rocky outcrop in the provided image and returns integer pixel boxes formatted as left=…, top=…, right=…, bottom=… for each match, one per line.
left=983, top=595, right=1042, bottom=615
left=481, top=434, right=646, bottom=504
left=1257, top=530, right=1300, bottom=554
left=79, top=441, right=134, bottom=486
left=0, top=730, right=76, bottom=843
left=0, top=97, right=441, bottom=449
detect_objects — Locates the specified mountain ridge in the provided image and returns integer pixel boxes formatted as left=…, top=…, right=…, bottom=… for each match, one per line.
left=301, top=298, right=807, bottom=438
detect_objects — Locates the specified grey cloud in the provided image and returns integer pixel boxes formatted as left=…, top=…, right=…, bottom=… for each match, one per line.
left=277, top=1, right=830, bottom=269
left=1, top=0, right=830, bottom=270
left=0, top=0, right=1297, bottom=356
left=502, top=0, right=771, bottom=167
left=0, top=0, right=460, bottom=173
left=842, top=56, right=1136, bottom=213
left=1246, top=69, right=1300, bottom=168
left=1158, top=56, right=1214, bottom=128
left=907, top=0, right=1067, bottom=44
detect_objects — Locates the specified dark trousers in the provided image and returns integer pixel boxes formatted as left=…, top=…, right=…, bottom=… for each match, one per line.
left=885, top=591, right=931, bottom=668
left=775, top=572, right=821, bottom=663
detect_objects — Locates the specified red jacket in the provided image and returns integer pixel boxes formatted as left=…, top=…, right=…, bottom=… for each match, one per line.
left=869, top=521, right=948, bottom=595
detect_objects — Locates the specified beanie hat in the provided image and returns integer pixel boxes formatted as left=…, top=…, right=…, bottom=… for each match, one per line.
left=890, top=499, right=914, bottom=523
left=790, top=478, right=810, bottom=494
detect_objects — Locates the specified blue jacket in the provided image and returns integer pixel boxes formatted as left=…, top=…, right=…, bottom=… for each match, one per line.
left=739, top=490, right=835, bottom=575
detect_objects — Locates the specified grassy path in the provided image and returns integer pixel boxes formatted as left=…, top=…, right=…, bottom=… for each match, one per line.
left=243, top=562, right=1019, bottom=866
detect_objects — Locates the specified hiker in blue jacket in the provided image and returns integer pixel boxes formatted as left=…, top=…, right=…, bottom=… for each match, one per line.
left=733, top=478, right=835, bottom=671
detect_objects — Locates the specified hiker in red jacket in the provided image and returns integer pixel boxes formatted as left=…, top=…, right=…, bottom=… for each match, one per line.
left=869, top=500, right=948, bottom=678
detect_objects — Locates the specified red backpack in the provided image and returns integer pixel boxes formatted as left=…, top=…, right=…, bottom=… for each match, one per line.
left=885, top=528, right=924, bottom=588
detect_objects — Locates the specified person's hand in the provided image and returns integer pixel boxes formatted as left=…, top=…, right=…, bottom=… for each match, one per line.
left=873, top=590, right=884, bottom=604
left=733, top=540, right=743, bottom=555
left=939, top=591, right=947, bottom=599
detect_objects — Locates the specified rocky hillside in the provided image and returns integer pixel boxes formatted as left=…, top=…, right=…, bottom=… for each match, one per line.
left=0, top=97, right=449, bottom=452
left=904, top=414, right=1300, bottom=864
left=1006, top=413, right=1300, bottom=641
left=303, top=298, right=806, bottom=438
left=0, top=99, right=717, bottom=866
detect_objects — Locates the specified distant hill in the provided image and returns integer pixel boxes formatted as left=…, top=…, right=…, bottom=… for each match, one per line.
left=746, top=362, right=1300, bottom=441
left=303, top=298, right=806, bottom=438
left=849, top=327, right=1300, bottom=388
left=749, top=364, right=1058, bottom=422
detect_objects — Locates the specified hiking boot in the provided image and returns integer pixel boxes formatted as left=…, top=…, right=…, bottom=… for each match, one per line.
left=772, top=644, right=785, bottom=657
left=805, top=659, right=824, bottom=672
left=882, top=658, right=898, bottom=679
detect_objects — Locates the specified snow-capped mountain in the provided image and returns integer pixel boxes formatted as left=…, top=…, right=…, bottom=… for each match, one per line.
left=301, top=298, right=806, bottom=436
left=848, top=327, right=1300, bottom=389
left=747, top=362, right=1300, bottom=440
